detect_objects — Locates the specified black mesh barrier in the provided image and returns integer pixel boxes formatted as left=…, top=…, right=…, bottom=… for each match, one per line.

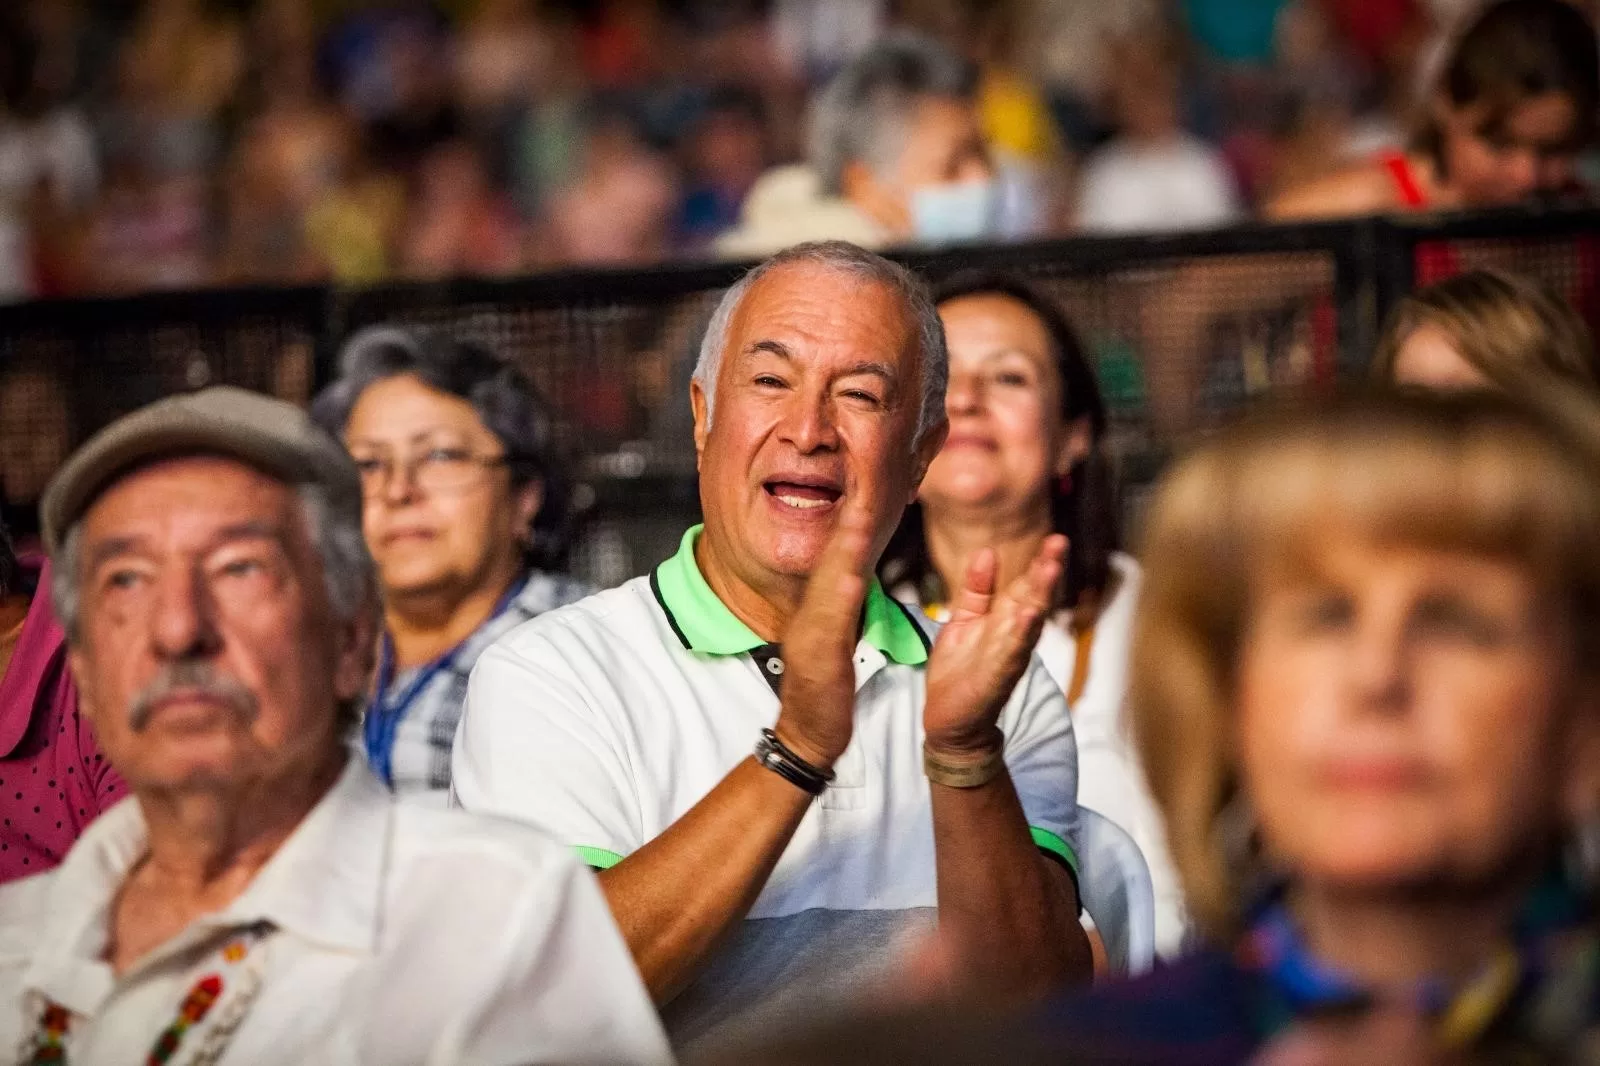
left=4, top=209, right=1598, bottom=580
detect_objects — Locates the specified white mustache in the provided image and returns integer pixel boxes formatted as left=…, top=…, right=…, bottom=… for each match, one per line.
left=128, top=662, right=259, bottom=732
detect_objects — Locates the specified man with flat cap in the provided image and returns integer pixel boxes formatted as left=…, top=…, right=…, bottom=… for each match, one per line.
left=0, top=387, right=669, bottom=1064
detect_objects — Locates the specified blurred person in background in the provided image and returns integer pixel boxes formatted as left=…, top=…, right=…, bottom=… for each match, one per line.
left=1375, top=268, right=1600, bottom=390
left=716, top=32, right=996, bottom=257
left=880, top=273, right=1184, bottom=959
left=1034, top=387, right=1600, bottom=1063
left=324, top=4, right=460, bottom=178
left=113, top=0, right=240, bottom=161
left=0, top=513, right=123, bottom=886
left=541, top=108, right=679, bottom=265
left=0, top=6, right=99, bottom=302
left=302, top=132, right=407, bottom=286
left=455, top=0, right=558, bottom=159
left=1029, top=0, right=1163, bottom=156
left=399, top=138, right=525, bottom=278
left=220, top=0, right=348, bottom=285
left=902, top=0, right=1071, bottom=239
left=1075, top=31, right=1240, bottom=234
left=79, top=147, right=209, bottom=293
left=676, top=87, right=770, bottom=252
left=1269, top=0, right=1600, bottom=218
left=312, top=327, right=588, bottom=802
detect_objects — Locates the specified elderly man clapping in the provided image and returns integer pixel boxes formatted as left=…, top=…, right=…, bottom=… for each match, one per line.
left=0, top=389, right=668, bottom=1064
left=453, top=241, right=1092, bottom=1052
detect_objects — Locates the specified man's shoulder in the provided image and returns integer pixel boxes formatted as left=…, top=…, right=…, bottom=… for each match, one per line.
left=386, top=800, right=588, bottom=892
left=490, top=575, right=661, bottom=658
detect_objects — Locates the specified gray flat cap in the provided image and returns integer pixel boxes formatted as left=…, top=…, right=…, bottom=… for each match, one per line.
left=42, top=386, right=360, bottom=553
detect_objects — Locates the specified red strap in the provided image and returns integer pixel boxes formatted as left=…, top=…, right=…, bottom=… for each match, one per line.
left=1381, top=151, right=1428, bottom=208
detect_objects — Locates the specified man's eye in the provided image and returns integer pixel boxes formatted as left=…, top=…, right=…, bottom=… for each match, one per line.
left=843, top=389, right=882, bottom=404
left=217, top=558, right=266, bottom=580
left=995, top=371, right=1029, bottom=388
left=106, top=569, right=143, bottom=590
left=753, top=375, right=786, bottom=388
left=424, top=447, right=472, bottom=463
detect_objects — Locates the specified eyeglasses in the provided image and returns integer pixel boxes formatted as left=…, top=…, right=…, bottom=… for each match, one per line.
left=352, top=447, right=510, bottom=495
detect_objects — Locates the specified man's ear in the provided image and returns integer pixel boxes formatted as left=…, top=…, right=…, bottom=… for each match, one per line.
left=908, top=417, right=949, bottom=504
left=690, top=378, right=710, bottom=474
left=842, top=160, right=913, bottom=238
left=335, top=596, right=382, bottom=707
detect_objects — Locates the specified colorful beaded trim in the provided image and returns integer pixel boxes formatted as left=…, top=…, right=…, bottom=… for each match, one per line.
left=21, top=925, right=270, bottom=1066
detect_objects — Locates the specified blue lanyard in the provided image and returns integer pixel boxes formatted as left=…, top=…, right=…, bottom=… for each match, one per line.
left=365, top=577, right=527, bottom=786
left=365, top=638, right=454, bottom=786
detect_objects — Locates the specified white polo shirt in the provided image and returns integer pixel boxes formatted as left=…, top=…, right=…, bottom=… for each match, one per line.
left=0, top=759, right=670, bottom=1066
left=453, top=525, right=1081, bottom=1050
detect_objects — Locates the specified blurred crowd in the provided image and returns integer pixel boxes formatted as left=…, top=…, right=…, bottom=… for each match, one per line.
left=0, top=0, right=1573, bottom=301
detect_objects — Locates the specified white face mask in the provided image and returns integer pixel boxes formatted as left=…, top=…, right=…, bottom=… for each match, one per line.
left=908, top=178, right=999, bottom=245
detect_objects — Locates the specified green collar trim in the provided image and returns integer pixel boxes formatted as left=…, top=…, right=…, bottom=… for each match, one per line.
left=652, top=525, right=929, bottom=666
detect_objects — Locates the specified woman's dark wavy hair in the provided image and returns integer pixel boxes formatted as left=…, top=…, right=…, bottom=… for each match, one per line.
left=1416, top=0, right=1600, bottom=168
left=878, top=271, right=1119, bottom=613
left=311, top=326, right=574, bottom=572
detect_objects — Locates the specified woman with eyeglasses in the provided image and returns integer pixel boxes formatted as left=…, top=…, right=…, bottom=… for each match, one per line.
left=312, top=327, right=589, bottom=802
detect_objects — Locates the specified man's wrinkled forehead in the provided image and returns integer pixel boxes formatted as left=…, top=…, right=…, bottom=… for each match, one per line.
left=79, top=454, right=301, bottom=556
left=721, top=262, right=920, bottom=383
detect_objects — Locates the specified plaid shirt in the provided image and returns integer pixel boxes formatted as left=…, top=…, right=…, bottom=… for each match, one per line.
left=365, top=571, right=592, bottom=797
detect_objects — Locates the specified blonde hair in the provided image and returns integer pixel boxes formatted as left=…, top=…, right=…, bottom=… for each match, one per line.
left=1130, top=387, right=1600, bottom=942
left=1373, top=269, right=1598, bottom=391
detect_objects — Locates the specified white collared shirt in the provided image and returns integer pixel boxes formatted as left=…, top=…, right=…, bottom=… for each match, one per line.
left=0, top=759, right=671, bottom=1066
left=453, top=526, right=1080, bottom=1051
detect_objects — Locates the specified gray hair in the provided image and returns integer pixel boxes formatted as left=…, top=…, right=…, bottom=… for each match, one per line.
left=809, top=31, right=978, bottom=195
left=53, top=482, right=377, bottom=643
left=692, top=241, right=949, bottom=447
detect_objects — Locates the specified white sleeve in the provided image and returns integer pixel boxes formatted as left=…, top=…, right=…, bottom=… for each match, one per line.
left=452, top=630, right=643, bottom=867
left=998, top=657, right=1082, bottom=875
left=424, top=844, right=672, bottom=1066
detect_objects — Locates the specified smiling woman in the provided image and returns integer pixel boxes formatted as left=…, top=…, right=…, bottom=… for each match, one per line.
left=878, top=272, right=1182, bottom=961
left=311, top=329, right=590, bottom=799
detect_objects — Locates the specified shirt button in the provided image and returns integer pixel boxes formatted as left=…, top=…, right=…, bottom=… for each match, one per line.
left=766, top=657, right=785, bottom=676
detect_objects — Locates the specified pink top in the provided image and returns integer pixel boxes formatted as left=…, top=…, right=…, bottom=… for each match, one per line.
left=0, top=557, right=124, bottom=884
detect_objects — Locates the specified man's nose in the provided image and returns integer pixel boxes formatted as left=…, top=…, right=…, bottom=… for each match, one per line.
left=778, top=392, right=841, bottom=453
left=149, top=566, right=222, bottom=661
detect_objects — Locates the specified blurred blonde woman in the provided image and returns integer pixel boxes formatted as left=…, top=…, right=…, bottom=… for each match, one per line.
left=1375, top=268, right=1599, bottom=391
left=1032, top=388, right=1600, bottom=1063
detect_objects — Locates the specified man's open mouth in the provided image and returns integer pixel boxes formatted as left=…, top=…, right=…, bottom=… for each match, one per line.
left=764, top=479, right=843, bottom=511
